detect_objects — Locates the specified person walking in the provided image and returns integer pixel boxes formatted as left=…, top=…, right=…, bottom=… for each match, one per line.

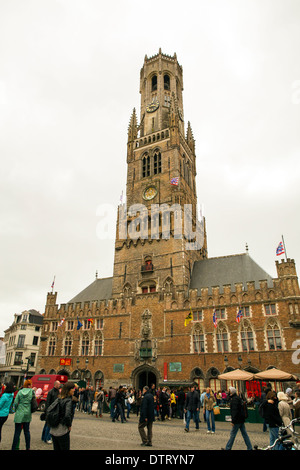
left=177, top=387, right=186, bottom=419
left=48, top=382, right=75, bottom=451
left=108, top=387, right=117, bottom=419
left=184, top=385, right=200, bottom=432
left=138, top=385, right=155, bottom=447
left=41, top=379, right=61, bottom=444
left=277, top=391, right=292, bottom=430
left=0, top=382, right=15, bottom=442
left=261, top=391, right=283, bottom=450
left=224, top=387, right=252, bottom=450
left=158, top=387, right=169, bottom=421
left=112, top=386, right=126, bottom=423
left=95, top=387, right=104, bottom=418
left=11, top=379, right=35, bottom=450
left=203, top=387, right=216, bottom=434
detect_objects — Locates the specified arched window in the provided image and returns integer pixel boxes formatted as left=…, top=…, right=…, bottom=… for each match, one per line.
left=64, top=333, right=72, bottom=356
left=94, top=333, right=103, bottom=356
left=48, top=335, right=56, bottom=356
left=266, top=320, right=282, bottom=350
left=142, top=155, right=150, bottom=177
left=216, top=323, right=229, bottom=353
left=81, top=333, right=89, bottom=356
left=153, top=151, right=162, bottom=174
left=164, top=74, right=170, bottom=90
left=240, top=321, right=255, bottom=352
left=152, top=75, right=157, bottom=91
left=193, top=324, right=205, bottom=353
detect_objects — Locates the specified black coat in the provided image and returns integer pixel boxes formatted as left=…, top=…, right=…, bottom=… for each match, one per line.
left=263, top=401, right=283, bottom=428
left=184, top=390, right=200, bottom=411
left=229, top=393, right=245, bottom=424
left=140, top=390, right=155, bottom=423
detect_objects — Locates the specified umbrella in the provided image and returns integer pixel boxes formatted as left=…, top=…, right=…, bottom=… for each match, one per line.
left=218, top=369, right=255, bottom=381
left=253, top=368, right=298, bottom=381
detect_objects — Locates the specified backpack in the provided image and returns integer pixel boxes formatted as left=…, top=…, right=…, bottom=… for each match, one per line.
left=46, top=398, right=62, bottom=427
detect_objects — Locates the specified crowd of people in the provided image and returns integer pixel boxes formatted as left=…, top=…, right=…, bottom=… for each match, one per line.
left=0, top=379, right=299, bottom=450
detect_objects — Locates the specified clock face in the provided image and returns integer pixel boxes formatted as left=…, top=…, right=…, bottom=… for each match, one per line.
left=143, top=186, right=157, bottom=200
left=146, top=100, right=159, bottom=113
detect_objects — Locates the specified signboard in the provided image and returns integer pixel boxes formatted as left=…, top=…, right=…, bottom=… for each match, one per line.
left=169, top=362, right=182, bottom=372
left=60, top=358, right=72, bottom=366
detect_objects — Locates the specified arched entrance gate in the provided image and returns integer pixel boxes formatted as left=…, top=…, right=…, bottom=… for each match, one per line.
left=131, top=365, right=160, bottom=391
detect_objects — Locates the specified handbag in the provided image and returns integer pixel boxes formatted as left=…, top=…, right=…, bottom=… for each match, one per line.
left=92, top=401, right=98, bottom=413
left=31, top=392, right=38, bottom=413
left=213, top=405, right=220, bottom=415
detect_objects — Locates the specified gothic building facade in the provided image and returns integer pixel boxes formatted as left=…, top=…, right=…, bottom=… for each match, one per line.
left=38, top=51, right=300, bottom=391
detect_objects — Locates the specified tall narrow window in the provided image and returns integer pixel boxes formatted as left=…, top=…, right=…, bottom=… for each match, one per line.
left=193, top=325, right=205, bottom=353
left=240, top=322, right=254, bottom=351
left=216, top=324, right=229, bottom=353
left=153, top=151, right=162, bottom=174
left=142, top=155, right=150, bottom=177
left=81, top=334, right=89, bottom=355
left=267, top=322, right=282, bottom=350
left=95, top=334, right=103, bottom=356
left=64, top=334, right=72, bottom=356
left=164, top=74, right=170, bottom=90
left=48, top=336, right=56, bottom=356
left=152, top=75, right=157, bottom=91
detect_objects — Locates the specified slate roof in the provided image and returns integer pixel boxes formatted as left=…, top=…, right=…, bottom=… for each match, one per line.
left=67, top=277, right=113, bottom=304
left=189, top=253, right=273, bottom=294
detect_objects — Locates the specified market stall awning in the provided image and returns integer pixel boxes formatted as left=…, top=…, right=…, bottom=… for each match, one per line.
left=218, top=369, right=255, bottom=381
left=253, top=368, right=298, bottom=381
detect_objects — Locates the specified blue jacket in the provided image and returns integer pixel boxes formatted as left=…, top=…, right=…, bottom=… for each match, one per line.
left=0, top=392, right=14, bottom=417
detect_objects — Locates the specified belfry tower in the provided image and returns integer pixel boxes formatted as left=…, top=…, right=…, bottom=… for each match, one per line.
left=112, top=50, right=207, bottom=298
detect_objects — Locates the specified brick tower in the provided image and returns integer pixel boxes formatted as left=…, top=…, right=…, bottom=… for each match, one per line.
left=112, top=50, right=207, bottom=298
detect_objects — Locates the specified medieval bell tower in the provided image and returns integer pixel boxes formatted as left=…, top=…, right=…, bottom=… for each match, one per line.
left=112, top=50, right=207, bottom=298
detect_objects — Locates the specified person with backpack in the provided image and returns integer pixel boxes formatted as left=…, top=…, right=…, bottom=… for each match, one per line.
left=47, top=382, right=75, bottom=450
left=260, top=391, right=284, bottom=450
left=223, top=387, right=252, bottom=450
left=41, top=380, right=61, bottom=444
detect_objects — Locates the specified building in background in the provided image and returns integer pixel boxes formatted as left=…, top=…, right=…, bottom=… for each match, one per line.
left=0, top=309, right=43, bottom=387
left=37, top=51, right=300, bottom=392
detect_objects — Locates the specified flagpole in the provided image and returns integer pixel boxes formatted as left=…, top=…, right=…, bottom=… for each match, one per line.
left=281, top=235, right=288, bottom=261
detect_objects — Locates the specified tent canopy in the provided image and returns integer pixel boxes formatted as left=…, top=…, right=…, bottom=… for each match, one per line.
left=218, top=369, right=255, bottom=381
left=253, top=368, right=298, bottom=381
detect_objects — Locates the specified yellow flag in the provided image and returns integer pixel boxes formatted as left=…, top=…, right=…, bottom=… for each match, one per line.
left=184, top=308, right=193, bottom=326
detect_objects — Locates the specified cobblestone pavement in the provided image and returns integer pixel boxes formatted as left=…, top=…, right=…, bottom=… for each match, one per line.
left=1, top=409, right=270, bottom=452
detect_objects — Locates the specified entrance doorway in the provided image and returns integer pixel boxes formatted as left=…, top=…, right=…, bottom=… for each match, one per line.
left=138, top=370, right=157, bottom=390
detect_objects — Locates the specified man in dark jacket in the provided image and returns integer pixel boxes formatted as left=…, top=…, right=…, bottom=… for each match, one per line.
left=184, top=385, right=200, bottom=432
left=138, top=386, right=155, bottom=446
left=262, top=391, right=283, bottom=450
left=224, top=387, right=252, bottom=450
left=41, top=380, right=61, bottom=444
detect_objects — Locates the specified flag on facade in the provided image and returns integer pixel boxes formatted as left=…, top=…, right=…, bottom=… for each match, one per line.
left=171, top=177, right=179, bottom=186
left=276, top=241, right=285, bottom=256
left=236, top=308, right=243, bottom=323
left=88, top=318, right=93, bottom=324
left=184, top=308, right=193, bottom=327
left=58, top=318, right=65, bottom=327
left=77, top=317, right=83, bottom=330
left=213, top=309, right=217, bottom=328
left=51, top=276, right=55, bottom=291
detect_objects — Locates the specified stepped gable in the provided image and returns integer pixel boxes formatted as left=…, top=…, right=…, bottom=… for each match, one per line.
left=190, top=253, right=274, bottom=294
left=67, top=277, right=113, bottom=304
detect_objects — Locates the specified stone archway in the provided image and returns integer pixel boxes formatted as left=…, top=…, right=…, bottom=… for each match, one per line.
left=131, top=365, right=160, bottom=391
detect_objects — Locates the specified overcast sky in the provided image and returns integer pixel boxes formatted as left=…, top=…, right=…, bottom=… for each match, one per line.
left=1, top=0, right=300, bottom=336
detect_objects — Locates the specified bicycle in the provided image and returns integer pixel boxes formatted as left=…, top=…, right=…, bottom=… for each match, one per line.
left=254, top=417, right=300, bottom=450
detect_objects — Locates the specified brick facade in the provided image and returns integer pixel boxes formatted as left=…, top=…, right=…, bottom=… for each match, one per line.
left=37, top=51, right=300, bottom=390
